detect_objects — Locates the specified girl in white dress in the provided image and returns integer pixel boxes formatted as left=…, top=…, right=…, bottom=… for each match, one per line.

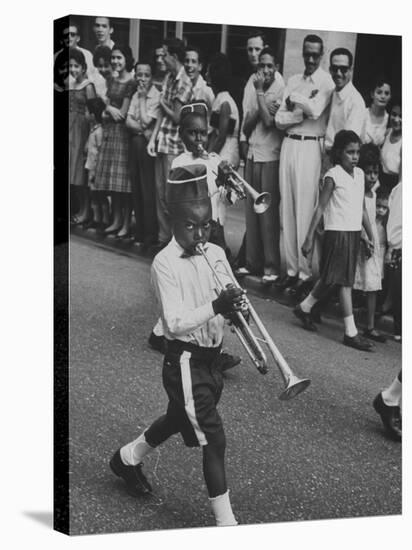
left=354, top=144, right=387, bottom=342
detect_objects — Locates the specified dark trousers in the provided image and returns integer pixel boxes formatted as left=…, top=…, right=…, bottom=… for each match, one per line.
left=388, top=249, right=402, bottom=335
left=129, top=135, right=158, bottom=244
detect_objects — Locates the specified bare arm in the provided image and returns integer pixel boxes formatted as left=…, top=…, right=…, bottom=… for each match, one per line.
left=147, top=115, right=163, bottom=157
left=243, top=109, right=259, bottom=139
left=210, top=101, right=232, bottom=155
left=301, top=176, right=334, bottom=258
left=159, top=95, right=182, bottom=125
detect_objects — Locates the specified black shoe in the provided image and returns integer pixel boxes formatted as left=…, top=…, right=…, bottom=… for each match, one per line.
left=372, top=393, right=402, bottom=441
left=343, top=333, right=373, bottom=351
left=363, top=329, right=387, bottom=343
left=293, top=305, right=317, bottom=332
left=287, top=278, right=313, bottom=299
left=219, top=352, right=241, bottom=372
left=109, top=449, right=153, bottom=496
left=310, top=304, right=322, bottom=324
left=274, top=274, right=299, bottom=291
left=148, top=332, right=166, bottom=354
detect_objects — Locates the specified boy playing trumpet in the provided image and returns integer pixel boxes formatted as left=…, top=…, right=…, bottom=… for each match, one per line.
left=110, top=165, right=244, bottom=526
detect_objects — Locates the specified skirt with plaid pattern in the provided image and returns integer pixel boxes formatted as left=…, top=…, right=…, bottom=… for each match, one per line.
left=95, top=121, right=131, bottom=193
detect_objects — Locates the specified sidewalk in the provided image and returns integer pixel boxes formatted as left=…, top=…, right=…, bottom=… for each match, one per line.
left=70, top=220, right=395, bottom=337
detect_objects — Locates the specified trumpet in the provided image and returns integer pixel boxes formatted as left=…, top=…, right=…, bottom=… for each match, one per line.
left=196, top=144, right=271, bottom=214
left=196, top=243, right=311, bottom=400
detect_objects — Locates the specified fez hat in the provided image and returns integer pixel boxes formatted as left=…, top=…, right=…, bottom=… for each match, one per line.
left=167, top=164, right=210, bottom=207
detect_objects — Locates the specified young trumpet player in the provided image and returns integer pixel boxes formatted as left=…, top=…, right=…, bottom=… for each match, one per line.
left=110, top=165, right=244, bottom=527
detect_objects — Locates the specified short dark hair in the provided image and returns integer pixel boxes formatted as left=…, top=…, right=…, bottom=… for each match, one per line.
left=208, top=53, right=232, bottom=93
left=64, top=19, right=80, bottom=35
left=330, top=129, right=361, bottom=165
left=68, top=47, right=87, bottom=71
left=111, top=43, right=134, bottom=72
left=303, top=34, right=324, bottom=54
left=94, top=16, right=112, bottom=27
left=185, top=45, right=203, bottom=64
left=134, top=58, right=153, bottom=72
left=369, top=75, right=392, bottom=94
left=163, top=38, right=186, bottom=63
left=246, top=30, right=266, bottom=45
left=259, top=46, right=277, bottom=64
left=93, top=45, right=112, bottom=67
left=330, top=47, right=353, bottom=67
left=359, top=143, right=381, bottom=170
left=86, top=97, right=106, bottom=123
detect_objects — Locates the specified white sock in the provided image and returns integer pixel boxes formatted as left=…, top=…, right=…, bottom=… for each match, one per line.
left=300, top=293, right=318, bottom=313
left=382, top=377, right=402, bottom=407
left=209, top=490, right=238, bottom=526
left=153, top=318, right=164, bottom=337
left=343, top=315, right=357, bottom=337
left=120, top=431, right=154, bottom=466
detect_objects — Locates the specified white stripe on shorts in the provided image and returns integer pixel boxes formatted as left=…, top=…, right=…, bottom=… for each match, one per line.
left=180, top=351, right=207, bottom=446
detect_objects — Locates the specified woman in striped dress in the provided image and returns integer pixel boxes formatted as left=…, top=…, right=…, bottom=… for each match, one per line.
left=95, top=44, right=137, bottom=238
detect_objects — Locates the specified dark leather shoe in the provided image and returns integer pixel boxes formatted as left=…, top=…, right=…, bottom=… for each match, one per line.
left=343, top=333, right=373, bottom=351
left=373, top=393, right=402, bottom=441
left=219, top=352, right=241, bottom=372
left=310, top=304, right=322, bottom=324
left=274, top=275, right=299, bottom=291
left=109, top=449, right=153, bottom=495
left=148, top=332, right=166, bottom=354
left=363, top=329, right=387, bottom=343
left=293, top=305, right=317, bottom=332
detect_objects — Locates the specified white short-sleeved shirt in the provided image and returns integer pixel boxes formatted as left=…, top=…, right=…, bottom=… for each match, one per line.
left=381, top=129, right=402, bottom=175
left=323, top=165, right=365, bottom=231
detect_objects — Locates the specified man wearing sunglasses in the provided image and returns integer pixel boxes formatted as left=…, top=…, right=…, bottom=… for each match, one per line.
left=274, top=35, right=334, bottom=292
left=325, top=48, right=366, bottom=151
left=54, top=21, right=94, bottom=80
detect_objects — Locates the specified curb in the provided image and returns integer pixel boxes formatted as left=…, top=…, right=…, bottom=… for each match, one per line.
left=71, top=226, right=395, bottom=337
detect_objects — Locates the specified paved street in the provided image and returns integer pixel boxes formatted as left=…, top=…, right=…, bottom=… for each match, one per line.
left=68, top=235, right=401, bottom=535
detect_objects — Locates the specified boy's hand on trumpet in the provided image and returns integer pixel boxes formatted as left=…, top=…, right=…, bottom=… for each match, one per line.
left=212, top=284, right=246, bottom=316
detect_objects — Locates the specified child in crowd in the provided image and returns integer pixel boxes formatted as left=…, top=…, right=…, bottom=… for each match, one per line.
left=353, top=144, right=386, bottom=342
left=68, top=48, right=96, bottom=225
left=207, top=53, right=240, bottom=169
left=92, top=45, right=113, bottom=100
left=110, top=166, right=243, bottom=527
left=293, top=130, right=375, bottom=351
left=385, top=179, right=402, bottom=341
left=361, top=77, right=391, bottom=146
left=95, top=44, right=137, bottom=238
left=126, top=60, right=161, bottom=248
left=84, top=97, right=110, bottom=231
left=380, top=100, right=402, bottom=192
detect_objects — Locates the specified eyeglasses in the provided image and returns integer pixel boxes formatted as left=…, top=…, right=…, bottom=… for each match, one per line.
left=63, top=32, right=77, bottom=38
left=330, top=65, right=350, bottom=74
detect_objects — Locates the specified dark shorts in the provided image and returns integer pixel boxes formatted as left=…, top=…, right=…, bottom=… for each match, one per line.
left=162, top=340, right=224, bottom=447
left=320, top=230, right=361, bottom=286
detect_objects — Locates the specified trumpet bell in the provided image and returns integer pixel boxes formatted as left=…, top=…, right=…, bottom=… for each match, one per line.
left=279, top=376, right=311, bottom=401
left=253, top=192, right=271, bottom=214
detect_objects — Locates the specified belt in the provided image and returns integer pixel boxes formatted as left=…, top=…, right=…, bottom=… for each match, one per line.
left=166, top=339, right=222, bottom=361
left=286, top=134, right=323, bottom=141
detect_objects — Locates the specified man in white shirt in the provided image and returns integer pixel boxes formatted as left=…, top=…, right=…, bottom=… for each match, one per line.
left=275, top=35, right=334, bottom=291
left=325, top=48, right=366, bottom=151
left=184, top=46, right=215, bottom=113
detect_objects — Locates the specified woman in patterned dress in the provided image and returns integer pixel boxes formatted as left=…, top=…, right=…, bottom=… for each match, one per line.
left=68, top=48, right=96, bottom=224
left=95, top=44, right=137, bottom=238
